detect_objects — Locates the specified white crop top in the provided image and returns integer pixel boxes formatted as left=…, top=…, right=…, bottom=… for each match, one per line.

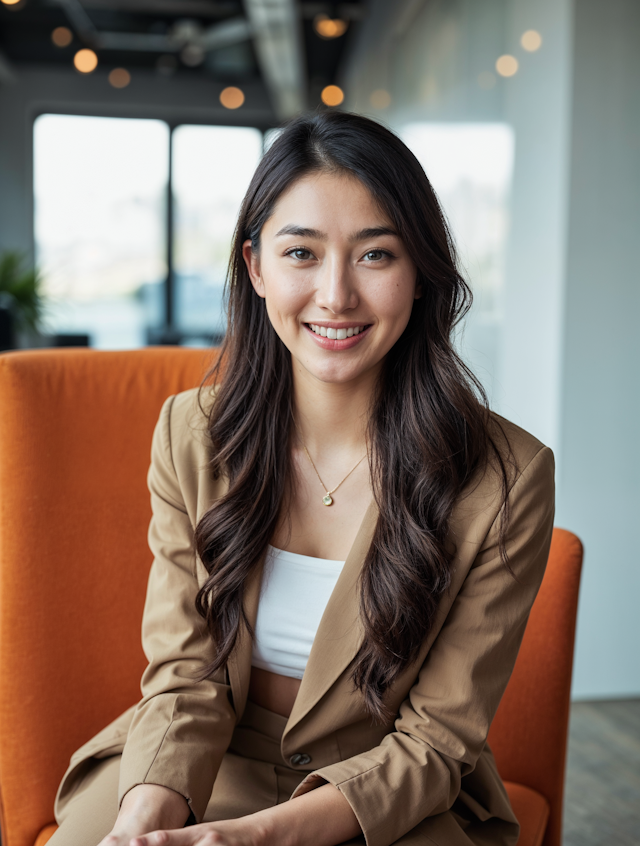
left=251, top=545, right=346, bottom=680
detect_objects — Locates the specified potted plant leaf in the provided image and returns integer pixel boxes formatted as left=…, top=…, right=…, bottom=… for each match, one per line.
left=0, top=251, right=43, bottom=349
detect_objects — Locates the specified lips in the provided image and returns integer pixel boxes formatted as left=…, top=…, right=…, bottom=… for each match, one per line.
left=304, top=322, right=372, bottom=349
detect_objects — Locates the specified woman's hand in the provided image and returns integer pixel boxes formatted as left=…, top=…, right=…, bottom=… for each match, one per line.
left=125, top=783, right=360, bottom=846
left=129, top=817, right=268, bottom=846
left=98, top=784, right=191, bottom=846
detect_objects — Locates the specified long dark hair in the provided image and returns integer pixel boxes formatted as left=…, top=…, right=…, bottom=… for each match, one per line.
left=194, top=110, right=510, bottom=721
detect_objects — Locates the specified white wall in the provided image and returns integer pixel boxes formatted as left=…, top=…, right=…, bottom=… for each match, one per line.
left=342, top=0, right=640, bottom=699
left=557, top=0, right=640, bottom=698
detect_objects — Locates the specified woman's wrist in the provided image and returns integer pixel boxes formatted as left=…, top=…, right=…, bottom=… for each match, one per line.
left=117, top=783, right=191, bottom=832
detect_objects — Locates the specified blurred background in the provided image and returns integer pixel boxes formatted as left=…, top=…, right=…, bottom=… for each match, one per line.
left=0, top=0, right=638, bottom=842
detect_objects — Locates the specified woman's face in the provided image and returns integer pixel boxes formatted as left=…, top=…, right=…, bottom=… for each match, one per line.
left=242, top=170, right=420, bottom=388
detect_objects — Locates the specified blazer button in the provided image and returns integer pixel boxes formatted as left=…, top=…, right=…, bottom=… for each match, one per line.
left=290, top=752, right=311, bottom=766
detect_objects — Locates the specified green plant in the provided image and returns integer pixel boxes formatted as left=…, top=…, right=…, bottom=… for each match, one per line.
left=0, top=251, right=43, bottom=333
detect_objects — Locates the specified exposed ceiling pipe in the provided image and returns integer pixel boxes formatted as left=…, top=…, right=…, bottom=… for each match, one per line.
left=77, top=0, right=237, bottom=16
left=50, top=0, right=251, bottom=54
left=243, top=0, right=306, bottom=120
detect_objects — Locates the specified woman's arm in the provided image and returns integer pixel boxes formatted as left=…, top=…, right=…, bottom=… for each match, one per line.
left=128, top=783, right=360, bottom=846
left=115, top=394, right=237, bottom=826
left=99, top=785, right=190, bottom=846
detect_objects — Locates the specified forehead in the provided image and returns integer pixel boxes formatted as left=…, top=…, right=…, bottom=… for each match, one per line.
left=264, top=171, right=392, bottom=231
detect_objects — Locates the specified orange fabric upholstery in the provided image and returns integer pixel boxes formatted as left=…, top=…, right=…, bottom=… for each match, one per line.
left=0, top=349, right=583, bottom=846
left=33, top=825, right=57, bottom=846
left=0, top=348, right=214, bottom=846
left=503, top=783, right=550, bottom=846
left=489, top=528, right=584, bottom=846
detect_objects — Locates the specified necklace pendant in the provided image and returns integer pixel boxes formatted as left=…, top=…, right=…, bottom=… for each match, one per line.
left=322, top=494, right=333, bottom=506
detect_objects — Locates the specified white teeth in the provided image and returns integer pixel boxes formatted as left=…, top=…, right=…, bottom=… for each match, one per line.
left=308, top=324, right=366, bottom=337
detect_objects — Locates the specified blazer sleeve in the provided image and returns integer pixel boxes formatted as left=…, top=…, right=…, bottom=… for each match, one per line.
left=118, top=395, right=237, bottom=822
left=292, top=445, right=555, bottom=846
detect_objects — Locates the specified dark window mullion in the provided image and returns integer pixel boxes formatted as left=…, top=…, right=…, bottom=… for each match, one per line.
left=165, top=123, right=176, bottom=336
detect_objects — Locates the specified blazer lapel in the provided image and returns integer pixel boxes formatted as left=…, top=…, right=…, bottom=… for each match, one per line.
left=283, top=498, right=379, bottom=737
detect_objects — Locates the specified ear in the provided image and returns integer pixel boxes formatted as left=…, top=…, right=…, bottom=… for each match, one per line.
left=242, top=239, right=265, bottom=298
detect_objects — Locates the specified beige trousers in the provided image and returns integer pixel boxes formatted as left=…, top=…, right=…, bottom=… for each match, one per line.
left=49, top=702, right=338, bottom=846
left=50, top=701, right=509, bottom=846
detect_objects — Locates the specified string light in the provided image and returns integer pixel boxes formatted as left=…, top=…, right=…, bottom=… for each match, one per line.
left=321, top=85, right=344, bottom=107
left=521, top=30, right=542, bottom=51
left=314, top=14, right=348, bottom=39
left=51, top=26, right=73, bottom=47
left=109, top=68, right=131, bottom=88
left=220, top=86, right=244, bottom=109
left=369, top=89, right=391, bottom=109
left=496, top=55, right=518, bottom=77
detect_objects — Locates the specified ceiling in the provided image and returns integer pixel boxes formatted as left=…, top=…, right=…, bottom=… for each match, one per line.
left=0, top=0, right=366, bottom=119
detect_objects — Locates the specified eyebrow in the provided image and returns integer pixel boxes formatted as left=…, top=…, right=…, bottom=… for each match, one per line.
left=274, top=225, right=399, bottom=242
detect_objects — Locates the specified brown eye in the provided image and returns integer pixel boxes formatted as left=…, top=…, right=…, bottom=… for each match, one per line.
left=287, top=248, right=313, bottom=260
left=365, top=250, right=383, bottom=261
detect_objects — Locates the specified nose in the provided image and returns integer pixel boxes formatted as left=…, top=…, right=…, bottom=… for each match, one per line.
left=314, top=253, right=359, bottom=314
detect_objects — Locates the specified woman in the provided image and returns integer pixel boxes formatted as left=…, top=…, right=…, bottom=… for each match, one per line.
left=52, top=111, right=554, bottom=846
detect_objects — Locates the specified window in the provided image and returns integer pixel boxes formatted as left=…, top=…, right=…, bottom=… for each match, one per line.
left=400, top=123, right=515, bottom=402
left=34, top=115, right=169, bottom=349
left=172, top=125, right=263, bottom=342
left=33, top=115, right=264, bottom=349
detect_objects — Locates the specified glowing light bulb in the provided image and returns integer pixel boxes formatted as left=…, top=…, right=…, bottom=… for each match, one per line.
left=220, top=86, right=245, bottom=109
left=74, top=48, right=98, bottom=74
left=370, top=89, right=391, bottom=109
left=314, top=14, right=348, bottom=39
left=0, top=0, right=22, bottom=6
left=321, top=85, right=344, bottom=107
left=495, top=55, right=519, bottom=77
left=521, top=30, right=542, bottom=51
left=109, top=68, right=131, bottom=88
left=52, top=27, right=73, bottom=47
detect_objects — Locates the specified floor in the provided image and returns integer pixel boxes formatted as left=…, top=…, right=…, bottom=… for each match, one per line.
left=563, top=698, right=640, bottom=846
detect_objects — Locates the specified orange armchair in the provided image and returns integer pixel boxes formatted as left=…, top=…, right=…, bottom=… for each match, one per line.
left=0, top=349, right=583, bottom=846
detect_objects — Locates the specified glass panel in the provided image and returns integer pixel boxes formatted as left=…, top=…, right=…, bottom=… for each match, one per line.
left=34, top=114, right=169, bottom=349
left=172, top=125, right=263, bottom=341
left=400, top=123, right=515, bottom=402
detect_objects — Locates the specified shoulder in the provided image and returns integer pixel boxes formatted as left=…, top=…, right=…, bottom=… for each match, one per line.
left=152, top=386, right=224, bottom=522
left=451, top=411, right=555, bottom=541
left=484, top=410, right=554, bottom=493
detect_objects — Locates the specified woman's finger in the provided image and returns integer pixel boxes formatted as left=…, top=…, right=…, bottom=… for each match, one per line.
left=130, top=827, right=200, bottom=846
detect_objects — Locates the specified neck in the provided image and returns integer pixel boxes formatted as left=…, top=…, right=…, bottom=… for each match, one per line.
left=291, top=359, right=378, bottom=458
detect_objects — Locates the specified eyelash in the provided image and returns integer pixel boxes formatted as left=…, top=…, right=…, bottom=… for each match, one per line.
left=284, top=247, right=395, bottom=262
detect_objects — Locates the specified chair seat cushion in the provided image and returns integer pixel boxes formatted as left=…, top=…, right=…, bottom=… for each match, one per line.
left=504, top=781, right=550, bottom=846
left=34, top=823, right=57, bottom=846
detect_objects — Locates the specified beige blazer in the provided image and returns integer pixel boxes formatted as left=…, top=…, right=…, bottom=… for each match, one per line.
left=55, top=388, right=555, bottom=846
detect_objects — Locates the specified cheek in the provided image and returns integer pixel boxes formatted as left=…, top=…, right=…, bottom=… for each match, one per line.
left=262, top=271, right=311, bottom=322
left=369, top=275, right=416, bottom=324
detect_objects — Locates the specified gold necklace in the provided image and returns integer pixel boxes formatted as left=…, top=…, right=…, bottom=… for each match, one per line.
left=297, top=429, right=367, bottom=506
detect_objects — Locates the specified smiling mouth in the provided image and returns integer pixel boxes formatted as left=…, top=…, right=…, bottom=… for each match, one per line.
left=306, top=323, right=370, bottom=340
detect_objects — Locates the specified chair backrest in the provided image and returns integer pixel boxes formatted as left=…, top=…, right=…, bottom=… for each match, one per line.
left=488, top=527, right=583, bottom=846
left=0, top=348, right=213, bottom=846
left=0, top=349, right=584, bottom=846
